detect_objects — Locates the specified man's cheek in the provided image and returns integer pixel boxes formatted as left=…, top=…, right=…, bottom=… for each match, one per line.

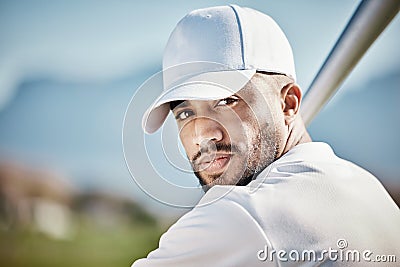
left=238, top=123, right=256, bottom=148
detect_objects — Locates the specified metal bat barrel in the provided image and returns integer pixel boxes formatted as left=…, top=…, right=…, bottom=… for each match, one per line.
left=301, top=0, right=400, bottom=126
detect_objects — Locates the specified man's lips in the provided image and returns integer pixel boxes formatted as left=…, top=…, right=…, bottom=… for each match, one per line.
left=196, top=154, right=231, bottom=174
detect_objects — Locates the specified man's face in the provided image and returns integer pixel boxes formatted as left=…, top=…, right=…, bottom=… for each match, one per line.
left=171, top=74, right=287, bottom=190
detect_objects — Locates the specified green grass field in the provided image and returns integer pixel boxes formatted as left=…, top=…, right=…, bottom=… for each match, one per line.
left=0, top=220, right=166, bottom=267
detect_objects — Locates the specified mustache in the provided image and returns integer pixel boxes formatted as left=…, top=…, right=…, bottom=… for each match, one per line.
left=191, top=143, right=240, bottom=163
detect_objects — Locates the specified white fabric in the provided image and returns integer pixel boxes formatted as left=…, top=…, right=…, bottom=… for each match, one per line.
left=233, top=5, right=296, bottom=78
left=143, top=5, right=296, bottom=134
left=163, top=5, right=296, bottom=81
left=132, top=142, right=400, bottom=266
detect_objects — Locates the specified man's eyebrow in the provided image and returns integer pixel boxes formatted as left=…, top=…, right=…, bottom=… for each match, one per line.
left=169, top=100, right=187, bottom=111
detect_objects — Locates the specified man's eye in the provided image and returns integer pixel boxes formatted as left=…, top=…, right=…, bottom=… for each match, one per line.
left=216, top=96, right=239, bottom=107
left=175, top=110, right=194, bottom=120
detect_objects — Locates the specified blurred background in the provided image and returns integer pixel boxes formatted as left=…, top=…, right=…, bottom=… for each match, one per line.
left=0, top=0, right=399, bottom=266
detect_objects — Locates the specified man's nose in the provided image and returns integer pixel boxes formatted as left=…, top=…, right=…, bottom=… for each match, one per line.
left=193, top=117, right=224, bottom=146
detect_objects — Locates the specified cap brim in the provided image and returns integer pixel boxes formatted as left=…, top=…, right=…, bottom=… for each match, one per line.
left=142, top=69, right=256, bottom=134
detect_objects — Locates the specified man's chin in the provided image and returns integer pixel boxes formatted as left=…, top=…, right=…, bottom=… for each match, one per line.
left=196, top=171, right=255, bottom=192
left=196, top=172, right=222, bottom=191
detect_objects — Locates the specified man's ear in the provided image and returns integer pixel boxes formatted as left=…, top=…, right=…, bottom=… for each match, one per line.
left=280, top=83, right=302, bottom=125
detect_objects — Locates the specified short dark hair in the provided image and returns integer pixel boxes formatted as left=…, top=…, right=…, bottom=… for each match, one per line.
left=169, top=100, right=184, bottom=111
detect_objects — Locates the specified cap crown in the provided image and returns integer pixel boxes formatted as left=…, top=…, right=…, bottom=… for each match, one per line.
left=163, top=4, right=296, bottom=90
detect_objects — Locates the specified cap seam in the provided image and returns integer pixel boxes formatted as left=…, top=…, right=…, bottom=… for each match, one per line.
left=229, top=5, right=246, bottom=69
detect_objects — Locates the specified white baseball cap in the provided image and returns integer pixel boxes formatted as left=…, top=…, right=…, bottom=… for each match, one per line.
left=142, top=5, right=296, bottom=134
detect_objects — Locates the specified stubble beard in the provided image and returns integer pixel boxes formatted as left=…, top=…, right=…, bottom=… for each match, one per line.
left=193, top=124, right=278, bottom=192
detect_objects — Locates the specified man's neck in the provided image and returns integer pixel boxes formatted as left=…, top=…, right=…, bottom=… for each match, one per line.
left=282, top=116, right=312, bottom=156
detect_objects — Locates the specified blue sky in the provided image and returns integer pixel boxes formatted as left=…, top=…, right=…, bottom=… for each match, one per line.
left=0, top=0, right=399, bottom=215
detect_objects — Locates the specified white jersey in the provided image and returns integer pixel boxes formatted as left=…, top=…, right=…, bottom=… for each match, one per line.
left=132, top=142, right=400, bottom=266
